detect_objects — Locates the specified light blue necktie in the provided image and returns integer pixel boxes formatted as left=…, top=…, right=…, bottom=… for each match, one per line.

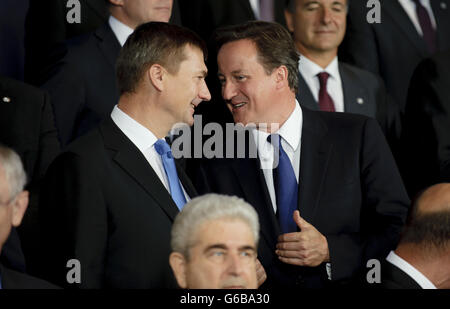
left=154, top=139, right=187, bottom=210
left=268, top=134, right=298, bottom=234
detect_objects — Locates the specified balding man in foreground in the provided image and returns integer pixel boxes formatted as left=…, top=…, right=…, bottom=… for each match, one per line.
left=382, top=183, right=450, bottom=289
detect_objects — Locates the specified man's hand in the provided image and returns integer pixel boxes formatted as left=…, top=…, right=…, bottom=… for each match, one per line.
left=275, top=210, right=330, bottom=267
left=255, top=259, right=267, bottom=287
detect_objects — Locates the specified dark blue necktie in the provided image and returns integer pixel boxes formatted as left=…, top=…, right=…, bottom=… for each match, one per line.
left=412, top=0, right=437, bottom=53
left=154, top=139, right=186, bottom=210
left=268, top=134, right=298, bottom=234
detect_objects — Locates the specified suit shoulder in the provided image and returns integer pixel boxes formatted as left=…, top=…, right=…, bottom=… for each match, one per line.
left=1, top=265, right=60, bottom=289
left=339, top=62, right=381, bottom=85
left=63, top=128, right=105, bottom=157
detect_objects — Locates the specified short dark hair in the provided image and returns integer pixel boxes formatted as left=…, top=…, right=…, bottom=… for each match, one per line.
left=215, top=21, right=299, bottom=93
left=116, top=22, right=207, bottom=95
left=400, top=192, right=450, bottom=254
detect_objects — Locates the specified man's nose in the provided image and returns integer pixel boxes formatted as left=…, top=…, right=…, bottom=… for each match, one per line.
left=222, top=81, right=238, bottom=101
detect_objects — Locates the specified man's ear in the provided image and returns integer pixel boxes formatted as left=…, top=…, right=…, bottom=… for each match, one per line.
left=169, top=252, right=188, bottom=289
left=148, top=64, right=166, bottom=92
left=108, top=0, right=124, bottom=7
left=274, top=65, right=289, bottom=90
left=284, top=9, right=295, bottom=33
left=11, top=190, right=28, bottom=227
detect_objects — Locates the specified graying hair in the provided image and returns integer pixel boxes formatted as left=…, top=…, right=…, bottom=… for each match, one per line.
left=171, top=194, right=260, bottom=259
left=0, top=145, right=27, bottom=202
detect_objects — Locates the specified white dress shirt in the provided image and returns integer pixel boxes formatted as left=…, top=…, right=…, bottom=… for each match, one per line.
left=298, top=55, right=344, bottom=113
left=108, top=15, right=134, bottom=47
left=110, top=105, right=190, bottom=201
left=253, top=101, right=302, bottom=214
left=386, top=251, right=437, bottom=289
left=398, top=0, right=437, bottom=36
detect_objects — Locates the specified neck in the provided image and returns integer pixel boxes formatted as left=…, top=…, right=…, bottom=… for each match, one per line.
left=110, top=9, right=137, bottom=29
left=118, top=92, right=172, bottom=139
left=296, top=43, right=337, bottom=69
left=395, top=245, right=450, bottom=289
left=258, top=91, right=296, bottom=133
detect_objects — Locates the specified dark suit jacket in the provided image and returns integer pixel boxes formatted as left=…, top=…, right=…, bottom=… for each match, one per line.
left=41, top=22, right=121, bottom=147
left=0, top=76, right=60, bottom=274
left=191, top=108, right=410, bottom=288
left=400, top=50, right=450, bottom=197
left=380, top=260, right=422, bottom=289
left=340, top=0, right=450, bottom=110
left=297, top=62, right=401, bottom=144
left=39, top=118, right=197, bottom=288
left=0, top=263, right=59, bottom=289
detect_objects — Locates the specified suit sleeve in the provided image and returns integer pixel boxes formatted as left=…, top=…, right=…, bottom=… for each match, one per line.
left=39, top=152, right=107, bottom=288
left=326, top=118, right=410, bottom=282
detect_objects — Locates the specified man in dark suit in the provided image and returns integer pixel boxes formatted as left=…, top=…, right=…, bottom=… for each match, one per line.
left=400, top=50, right=450, bottom=197
left=39, top=22, right=211, bottom=288
left=0, top=76, right=60, bottom=275
left=0, top=145, right=58, bottom=289
left=340, top=0, right=450, bottom=111
left=381, top=183, right=450, bottom=289
left=41, top=0, right=175, bottom=147
left=191, top=21, right=410, bottom=288
left=284, top=0, right=400, bottom=143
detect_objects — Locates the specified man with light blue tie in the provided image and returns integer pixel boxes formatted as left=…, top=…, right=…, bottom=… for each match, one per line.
left=38, top=22, right=211, bottom=288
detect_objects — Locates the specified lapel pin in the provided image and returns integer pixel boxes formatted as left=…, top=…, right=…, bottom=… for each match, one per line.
left=357, top=98, right=364, bottom=105
left=2, top=96, right=11, bottom=103
left=441, top=2, right=447, bottom=9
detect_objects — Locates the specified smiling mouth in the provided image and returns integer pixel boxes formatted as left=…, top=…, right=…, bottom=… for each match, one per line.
left=229, top=102, right=247, bottom=111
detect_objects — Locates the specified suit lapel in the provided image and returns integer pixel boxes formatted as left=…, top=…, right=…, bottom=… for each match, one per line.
left=382, top=0, right=429, bottom=57
left=298, top=109, right=333, bottom=224
left=296, top=73, right=319, bottom=111
left=339, top=63, right=372, bottom=117
left=100, top=119, right=180, bottom=221
left=94, top=23, right=122, bottom=69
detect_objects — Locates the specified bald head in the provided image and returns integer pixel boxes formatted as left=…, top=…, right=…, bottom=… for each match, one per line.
left=399, top=183, right=450, bottom=255
left=415, top=183, right=450, bottom=214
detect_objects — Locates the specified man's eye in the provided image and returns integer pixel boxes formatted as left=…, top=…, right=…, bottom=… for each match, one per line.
left=240, top=251, right=254, bottom=258
left=235, top=75, right=246, bottom=81
left=218, top=78, right=226, bottom=85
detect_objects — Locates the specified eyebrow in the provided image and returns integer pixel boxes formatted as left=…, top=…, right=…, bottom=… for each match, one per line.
left=204, top=244, right=256, bottom=253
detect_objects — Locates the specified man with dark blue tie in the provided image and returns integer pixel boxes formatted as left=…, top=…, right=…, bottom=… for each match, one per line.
left=191, top=21, right=410, bottom=288
left=39, top=22, right=211, bottom=288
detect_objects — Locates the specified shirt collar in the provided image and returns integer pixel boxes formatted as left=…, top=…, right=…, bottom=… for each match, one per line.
left=299, top=54, right=340, bottom=81
left=110, top=105, right=158, bottom=153
left=386, top=251, right=437, bottom=289
left=252, top=100, right=303, bottom=154
left=108, top=15, right=134, bottom=47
